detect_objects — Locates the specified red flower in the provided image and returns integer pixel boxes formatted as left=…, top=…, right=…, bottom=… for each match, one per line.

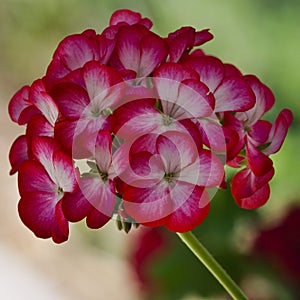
left=116, top=131, right=223, bottom=232
left=17, top=137, right=78, bottom=243
left=62, top=131, right=116, bottom=229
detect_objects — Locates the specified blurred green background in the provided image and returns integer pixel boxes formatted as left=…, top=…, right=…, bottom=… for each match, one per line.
left=0, top=1, right=299, bottom=300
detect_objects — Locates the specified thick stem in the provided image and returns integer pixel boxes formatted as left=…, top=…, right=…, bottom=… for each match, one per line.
left=177, top=231, right=248, bottom=300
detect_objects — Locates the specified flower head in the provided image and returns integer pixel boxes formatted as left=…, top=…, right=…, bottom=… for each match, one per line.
left=8, top=9, right=292, bottom=242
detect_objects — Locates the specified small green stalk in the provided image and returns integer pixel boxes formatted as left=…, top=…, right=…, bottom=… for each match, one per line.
left=177, top=231, right=248, bottom=300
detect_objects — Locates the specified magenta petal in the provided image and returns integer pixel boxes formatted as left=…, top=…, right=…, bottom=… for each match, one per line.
left=123, top=182, right=172, bottom=225
left=214, top=77, right=255, bottom=112
left=154, top=62, right=199, bottom=82
left=18, top=105, right=41, bottom=125
left=51, top=82, right=89, bottom=120
left=113, top=99, right=159, bottom=139
left=246, top=138, right=273, bottom=176
left=115, top=25, right=145, bottom=73
left=231, top=167, right=274, bottom=209
left=224, top=64, right=243, bottom=77
left=139, top=34, right=168, bottom=77
left=62, top=187, right=91, bottom=223
left=63, top=176, right=115, bottom=227
left=18, top=191, right=58, bottom=239
left=82, top=61, right=123, bottom=107
left=263, top=109, right=293, bottom=155
left=234, top=183, right=271, bottom=210
left=31, top=136, right=60, bottom=177
left=165, top=183, right=210, bottom=232
left=194, top=29, right=214, bottom=46
left=183, top=56, right=225, bottom=92
left=197, top=118, right=226, bottom=153
left=239, top=75, right=275, bottom=125
left=110, top=9, right=143, bottom=26
left=179, top=150, right=224, bottom=187
left=87, top=130, right=112, bottom=172
left=9, top=135, right=28, bottom=175
left=168, top=27, right=195, bottom=63
left=8, top=85, right=31, bottom=124
left=26, top=115, right=54, bottom=142
left=54, top=120, right=76, bottom=156
left=86, top=208, right=111, bottom=229
left=18, top=160, right=56, bottom=194
left=52, top=200, right=69, bottom=243
left=157, top=131, right=198, bottom=172
left=248, top=120, right=272, bottom=145
left=176, top=79, right=215, bottom=118
left=52, top=150, right=78, bottom=193
left=30, top=80, right=59, bottom=126
left=45, top=33, right=99, bottom=88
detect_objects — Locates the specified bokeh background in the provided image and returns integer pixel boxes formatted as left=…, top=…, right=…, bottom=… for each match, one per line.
left=0, top=0, right=299, bottom=299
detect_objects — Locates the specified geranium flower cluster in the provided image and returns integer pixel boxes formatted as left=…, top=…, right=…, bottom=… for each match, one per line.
left=8, top=9, right=292, bottom=243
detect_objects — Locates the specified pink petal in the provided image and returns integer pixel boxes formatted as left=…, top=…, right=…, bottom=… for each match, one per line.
left=86, top=130, right=112, bottom=172
left=157, top=131, right=198, bottom=172
left=168, top=27, right=195, bottom=63
left=18, top=191, right=58, bottom=239
left=183, top=56, right=225, bottom=92
left=63, top=177, right=115, bottom=228
left=113, top=99, right=160, bottom=139
left=238, top=75, right=275, bottom=125
left=248, top=120, right=272, bottom=145
left=263, top=109, right=293, bottom=155
left=18, top=160, right=56, bottom=195
left=30, top=80, right=59, bottom=126
left=110, top=9, right=144, bottom=26
left=82, top=61, right=123, bottom=108
left=234, top=184, right=270, bottom=210
left=154, top=63, right=199, bottom=115
left=138, top=18, right=153, bottom=30
left=224, top=64, right=242, bottom=77
left=223, top=112, right=245, bottom=160
left=52, top=150, right=78, bottom=193
left=50, top=82, right=89, bottom=120
left=196, top=118, right=227, bottom=153
left=18, top=106, right=40, bottom=125
left=26, top=115, right=54, bottom=157
left=115, top=25, right=145, bottom=73
left=129, top=132, right=159, bottom=156
left=165, top=183, right=210, bottom=232
left=86, top=208, right=111, bottom=229
left=45, top=33, right=99, bottom=88
left=54, top=119, right=76, bottom=156
left=246, top=138, right=273, bottom=176
left=9, top=135, right=28, bottom=175
left=231, top=167, right=274, bottom=209
left=52, top=200, right=69, bottom=243
left=214, top=77, right=255, bottom=112
left=179, top=149, right=224, bottom=187
left=62, top=187, right=92, bottom=223
left=139, top=33, right=168, bottom=77
left=175, top=79, right=215, bottom=119
left=154, top=62, right=199, bottom=82
left=31, top=136, right=60, bottom=180
left=123, top=181, right=172, bottom=225
left=128, top=152, right=164, bottom=186
left=194, top=29, right=214, bottom=46
left=85, top=179, right=115, bottom=229
left=8, top=85, right=31, bottom=124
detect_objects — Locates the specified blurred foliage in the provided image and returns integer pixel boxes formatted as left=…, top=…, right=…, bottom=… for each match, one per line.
left=137, top=188, right=297, bottom=300
left=1, top=1, right=299, bottom=299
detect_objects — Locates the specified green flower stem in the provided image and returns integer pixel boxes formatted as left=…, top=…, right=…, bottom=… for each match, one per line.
left=177, top=231, right=248, bottom=300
